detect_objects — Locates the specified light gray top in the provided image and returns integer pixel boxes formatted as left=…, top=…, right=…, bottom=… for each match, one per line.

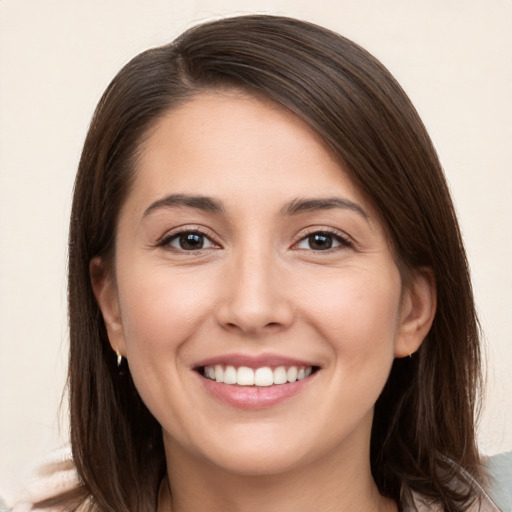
left=487, top=452, right=512, bottom=511
left=402, top=453, right=512, bottom=511
left=6, top=449, right=512, bottom=511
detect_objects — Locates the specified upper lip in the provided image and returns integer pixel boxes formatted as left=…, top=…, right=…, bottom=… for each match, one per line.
left=194, top=353, right=319, bottom=370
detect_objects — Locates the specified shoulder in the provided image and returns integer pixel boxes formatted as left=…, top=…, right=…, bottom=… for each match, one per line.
left=11, top=447, right=84, bottom=512
left=485, top=452, right=512, bottom=512
left=404, top=453, right=512, bottom=511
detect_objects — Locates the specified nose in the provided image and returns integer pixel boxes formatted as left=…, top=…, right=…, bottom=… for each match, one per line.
left=215, top=249, right=295, bottom=336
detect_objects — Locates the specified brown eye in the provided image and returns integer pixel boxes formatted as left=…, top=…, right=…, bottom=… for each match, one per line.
left=165, top=231, right=215, bottom=251
left=307, top=233, right=333, bottom=250
left=296, top=231, right=351, bottom=251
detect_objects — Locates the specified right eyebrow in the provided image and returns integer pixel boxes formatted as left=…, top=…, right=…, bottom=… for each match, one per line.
left=142, top=194, right=225, bottom=218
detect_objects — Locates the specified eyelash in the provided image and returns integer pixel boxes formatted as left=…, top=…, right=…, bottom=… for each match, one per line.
left=157, top=227, right=353, bottom=253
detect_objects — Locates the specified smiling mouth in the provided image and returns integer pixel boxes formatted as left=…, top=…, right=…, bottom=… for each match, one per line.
left=199, top=365, right=319, bottom=387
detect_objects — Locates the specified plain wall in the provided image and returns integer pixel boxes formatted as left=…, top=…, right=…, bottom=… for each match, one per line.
left=1, top=0, right=511, bottom=501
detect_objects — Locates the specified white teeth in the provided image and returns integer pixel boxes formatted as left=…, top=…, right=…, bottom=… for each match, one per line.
left=203, top=364, right=314, bottom=386
left=286, top=366, right=298, bottom=382
left=223, top=365, right=237, bottom=384
left=254, top=367, right=274, bottom=386
left=237, top=366, right=255, bottom=386
left=273, top=366, right=287, bottom=385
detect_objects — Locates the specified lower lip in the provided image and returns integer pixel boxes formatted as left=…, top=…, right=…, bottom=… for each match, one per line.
left=199, top=373, right=315, bottom=409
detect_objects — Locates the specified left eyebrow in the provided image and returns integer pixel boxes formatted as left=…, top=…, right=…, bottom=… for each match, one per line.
left=281, top=197, right=369, bottom=220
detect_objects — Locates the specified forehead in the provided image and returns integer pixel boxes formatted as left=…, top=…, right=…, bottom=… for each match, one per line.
left=129, top=91, right=366, bottom=206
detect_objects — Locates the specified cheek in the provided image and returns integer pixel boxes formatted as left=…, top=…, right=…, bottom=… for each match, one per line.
left=315, top=277, right=401, bottom=431
left=113, top=265, right=218, bottom=435
left=299, top=266, right=402, bottom=365
left=116, top=264, right=215, bottom=358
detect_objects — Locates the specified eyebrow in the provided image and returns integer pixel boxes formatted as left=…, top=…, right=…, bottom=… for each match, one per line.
left=143, top=193, right=368, bottom=221
left=281, top=197, right=369, bottom=220
left=143, top=194, right=225, bottom=217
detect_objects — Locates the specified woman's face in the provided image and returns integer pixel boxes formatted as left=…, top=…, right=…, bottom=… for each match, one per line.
left=93, top=91, right=433, bottom=477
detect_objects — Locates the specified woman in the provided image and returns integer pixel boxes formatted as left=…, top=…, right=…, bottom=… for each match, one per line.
left=15, top=14, right=508, bottom=512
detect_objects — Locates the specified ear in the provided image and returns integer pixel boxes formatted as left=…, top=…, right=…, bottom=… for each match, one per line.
left=90, top=257, right=126, bottom=357
left=394, top=268, right=437, bottom=358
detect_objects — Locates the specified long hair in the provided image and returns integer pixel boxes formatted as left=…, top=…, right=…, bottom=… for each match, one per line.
left=52, top=14, right=482, bottom=511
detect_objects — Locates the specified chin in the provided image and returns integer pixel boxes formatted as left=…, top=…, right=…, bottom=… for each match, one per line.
left=164, top=422, right=323, bottom=478
left=205, top=446, right=313, bottom=477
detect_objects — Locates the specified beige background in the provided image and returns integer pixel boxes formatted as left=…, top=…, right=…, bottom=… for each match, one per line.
left=1, top=0, right=511, bottom=501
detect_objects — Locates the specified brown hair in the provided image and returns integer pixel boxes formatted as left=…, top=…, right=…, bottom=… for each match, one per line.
left=52, top=14, right=483, bottom=512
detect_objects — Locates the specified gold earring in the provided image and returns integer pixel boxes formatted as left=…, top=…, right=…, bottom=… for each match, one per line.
left=116, top=348, right=122, bottom=367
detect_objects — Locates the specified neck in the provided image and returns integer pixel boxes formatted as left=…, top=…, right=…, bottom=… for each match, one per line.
left=158, top=431, right=397, bottom=512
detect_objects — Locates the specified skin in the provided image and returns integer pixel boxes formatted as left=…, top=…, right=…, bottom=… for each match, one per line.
left=92, top=91, right=436, bottom=512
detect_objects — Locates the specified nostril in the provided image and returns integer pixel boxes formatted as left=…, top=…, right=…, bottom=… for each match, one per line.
left=266, top=322, right=280, bottom=328
left=222, top=320, right=285, bottom=333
